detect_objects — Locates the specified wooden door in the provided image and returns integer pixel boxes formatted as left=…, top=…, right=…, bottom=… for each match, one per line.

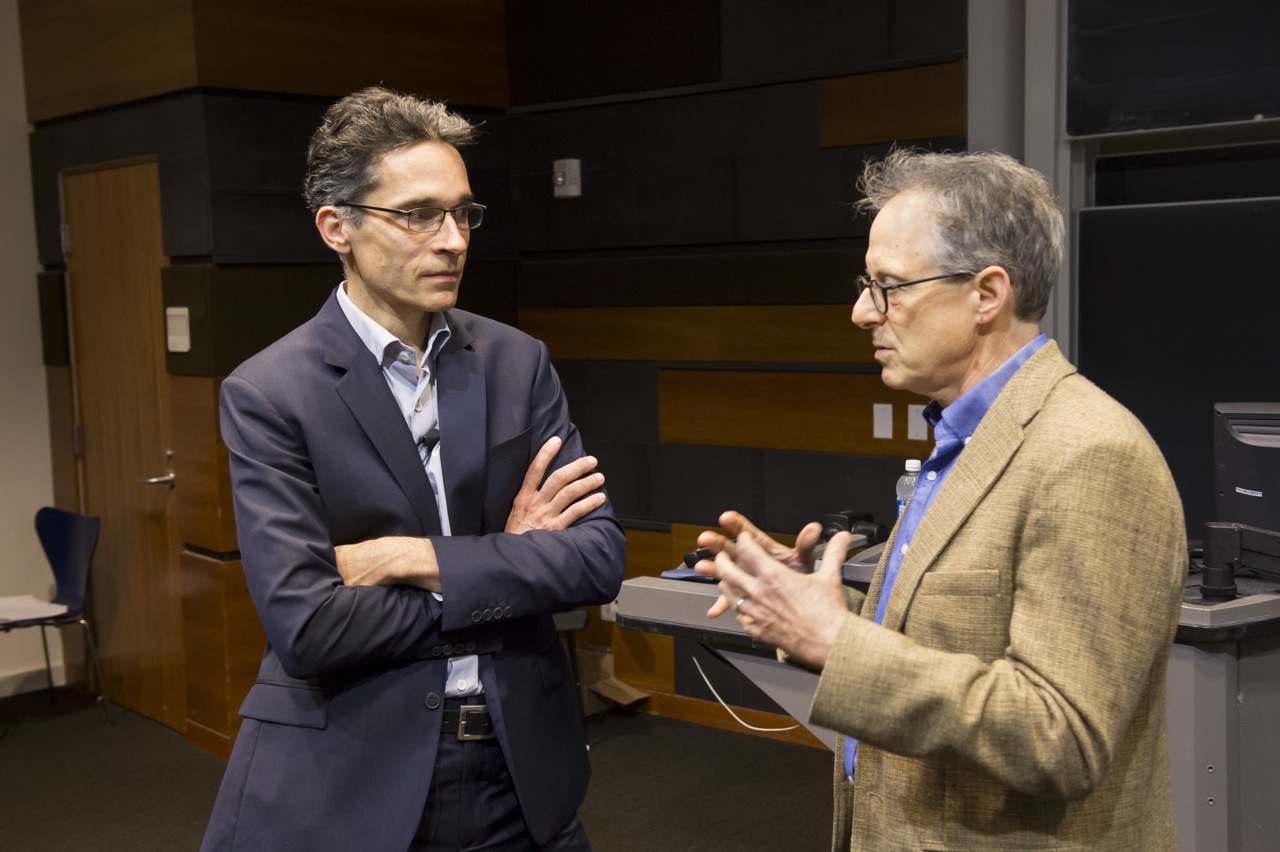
left=62, top=160, right=186, bottom=731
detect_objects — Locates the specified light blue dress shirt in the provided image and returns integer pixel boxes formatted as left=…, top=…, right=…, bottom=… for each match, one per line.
left=846, top=333, right=1048, bottom=779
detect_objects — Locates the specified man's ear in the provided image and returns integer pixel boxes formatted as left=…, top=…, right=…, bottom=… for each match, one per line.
left=316, top=206, right=350, bottom=254
left=973, top=266, right=1013, bottom=321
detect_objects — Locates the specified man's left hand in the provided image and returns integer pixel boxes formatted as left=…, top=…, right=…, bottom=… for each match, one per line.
left=707, top=530, right=853, bottom=669
left=505, top=436, right=606, bottom=534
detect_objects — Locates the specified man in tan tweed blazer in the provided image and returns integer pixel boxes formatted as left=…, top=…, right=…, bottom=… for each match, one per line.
left=697, top=150, right=1187, bottom=851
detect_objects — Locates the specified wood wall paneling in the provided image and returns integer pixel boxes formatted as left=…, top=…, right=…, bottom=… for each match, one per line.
left=19, top=0, right=508, bottom=123
left=519, top=305, right=875, bottom=364
left=597, top=526, right=675, bottom=695
left=190, top=0, right=508, bottom=106
left=820, top=61, right=967, bottom=147
left=170, top=375, right=237, bottom=553
left=659, top=369, right=931, bottom=456
left=180, top=550, right=265, bottom=759
left=19, top=0, right=199, bottom=123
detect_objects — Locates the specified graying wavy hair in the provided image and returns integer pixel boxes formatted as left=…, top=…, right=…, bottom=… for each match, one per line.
left=303, top=86, right=476, bottom=219
left=856, top=148, right=1064, bottom=321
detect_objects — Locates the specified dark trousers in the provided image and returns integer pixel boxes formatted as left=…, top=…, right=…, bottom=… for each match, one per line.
left=410, top=702, right=590, bottom=851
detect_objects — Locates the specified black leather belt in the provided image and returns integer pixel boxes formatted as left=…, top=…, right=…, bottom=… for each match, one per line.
left=440, top=699, right=495, bottom=741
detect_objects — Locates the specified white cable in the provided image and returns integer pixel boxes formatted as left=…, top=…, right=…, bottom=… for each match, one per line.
left=690, top=655, right=801, bottom=733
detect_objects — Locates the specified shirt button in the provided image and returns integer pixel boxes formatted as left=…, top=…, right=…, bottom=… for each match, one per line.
left=927, top=471, right=938, bottom=481
left=900, top=543, right=910, bottom=556
left=398, top=351, right=411, bottom=363
left=456, top=679, right=468, bottom=692
left=424, top=692, right=441, bottom=709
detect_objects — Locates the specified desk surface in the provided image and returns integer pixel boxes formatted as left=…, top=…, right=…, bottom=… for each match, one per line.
left=618, top=571, right=1280, bottom=649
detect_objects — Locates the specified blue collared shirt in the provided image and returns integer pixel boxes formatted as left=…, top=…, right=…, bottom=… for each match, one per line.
left=846, top=333, right=1048, bottom=779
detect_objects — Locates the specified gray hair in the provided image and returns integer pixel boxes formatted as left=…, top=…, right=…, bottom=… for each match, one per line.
left=303, top=86, right=476, bottom=218
left=856, top=148, right=1064, bottom=321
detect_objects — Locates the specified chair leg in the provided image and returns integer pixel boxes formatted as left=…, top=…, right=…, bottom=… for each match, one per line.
left=80, top=618, right=107, bottom=702
left=38, top=624, right=56, bottom=704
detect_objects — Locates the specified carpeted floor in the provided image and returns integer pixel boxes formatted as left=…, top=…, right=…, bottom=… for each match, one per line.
left=0, top=688, right=833, bottom=851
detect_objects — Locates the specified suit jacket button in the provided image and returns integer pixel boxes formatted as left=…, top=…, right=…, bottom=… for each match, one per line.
left=483, top=608, right=493, bottom=621
left=471, top=611, right=482, bottom=623
left=503, top=606, right=514, bottom=618
left=442, top=644, right=454, bottom=656
left=430, top=645, right=442, bottom=657
left=492, top=608, right=503, bottom=620
left=425, top=693, right=441, bottom=709
left=465, top=641, right=476, bottom=652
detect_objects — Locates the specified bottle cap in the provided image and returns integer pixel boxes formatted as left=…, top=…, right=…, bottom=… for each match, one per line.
left=905, top=459, right=921, bottom=472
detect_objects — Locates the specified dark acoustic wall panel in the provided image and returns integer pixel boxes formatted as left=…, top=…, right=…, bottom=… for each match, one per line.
left=162, top=264, right=336, bottom=377
left=1067, top=0, right=1280, bottom=136
left=510, top=81, right=850, bottom=252
left=37, top=271, right=69, bottom=367
left=721, top=0, right=891, bottom=79
left=29, top=92, right=208, bottom=266
left=505, top=1, right=720, bottom=105
left=202, top=92, right=331, bottom=264
left=517, top=247, right=865, bottom=308
left=1077, top=199, right=1280, bottom=538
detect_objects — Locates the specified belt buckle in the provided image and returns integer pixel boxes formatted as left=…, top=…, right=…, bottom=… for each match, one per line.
left=456, top=704, right=489, bottom=741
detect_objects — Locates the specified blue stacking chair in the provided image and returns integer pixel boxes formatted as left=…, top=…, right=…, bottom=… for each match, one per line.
left=0, top=507, right=106, bottom=703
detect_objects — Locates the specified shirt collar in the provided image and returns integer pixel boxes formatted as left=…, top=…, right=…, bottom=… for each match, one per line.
left=336, top=283, right=451, bottom=368
left=925, top=333, right=1048, bottom=445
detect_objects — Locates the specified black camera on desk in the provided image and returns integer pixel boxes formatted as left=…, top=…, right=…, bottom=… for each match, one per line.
left=820, top=510, right=888, bottom=547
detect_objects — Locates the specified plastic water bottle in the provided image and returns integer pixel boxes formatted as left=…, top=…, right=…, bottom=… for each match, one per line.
left=896, top=459, right=921, bottom=519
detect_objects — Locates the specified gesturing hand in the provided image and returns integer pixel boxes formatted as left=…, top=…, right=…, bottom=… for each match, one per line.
left=693, top=510, right=825, bottom=618
left=706, top=529, right=852, bottom=669
left=505, top=436, right=606, bottom=534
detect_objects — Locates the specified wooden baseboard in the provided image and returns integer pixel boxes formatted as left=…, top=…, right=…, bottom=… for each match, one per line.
left=637, top=691, right=828, bottom=750
left=187, top=718, right=234, bottom=760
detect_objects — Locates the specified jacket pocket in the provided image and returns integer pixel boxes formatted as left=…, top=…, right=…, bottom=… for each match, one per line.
left=239, top=680, right=329, bottom=729
left=488, top=428, right=532, bottom=464
left=917, top=569, right=1001, bottom=596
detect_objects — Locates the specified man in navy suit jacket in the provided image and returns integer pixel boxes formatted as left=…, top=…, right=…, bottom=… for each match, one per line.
left=200, top=87, right=626, bottom=852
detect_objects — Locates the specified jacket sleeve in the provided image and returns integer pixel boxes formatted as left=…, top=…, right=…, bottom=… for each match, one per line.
left=431, top=341, right=627, bottom=632
left=221, top=375, right=452, bottom=680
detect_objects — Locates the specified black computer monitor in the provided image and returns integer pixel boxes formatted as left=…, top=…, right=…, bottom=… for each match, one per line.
left=1215, top=403, right=1280, bottom=533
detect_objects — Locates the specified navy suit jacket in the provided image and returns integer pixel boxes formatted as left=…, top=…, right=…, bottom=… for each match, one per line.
left=201, top=291, right=627, bottom=852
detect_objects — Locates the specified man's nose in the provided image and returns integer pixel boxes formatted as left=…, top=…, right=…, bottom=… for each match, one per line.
left=851, top=287, right=882, bottom=329
left=433, top=213, right=469, bottom=252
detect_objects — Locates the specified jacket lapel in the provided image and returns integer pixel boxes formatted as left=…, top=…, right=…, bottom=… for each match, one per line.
left=435, top=314, right=487, bottom=536
left=877, top=342, right=1076, bottom=631
left=318, top=292, right=443, bottom=536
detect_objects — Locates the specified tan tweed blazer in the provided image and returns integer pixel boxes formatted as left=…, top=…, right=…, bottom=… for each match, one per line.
left=811, top=341, right=1186, bottom=851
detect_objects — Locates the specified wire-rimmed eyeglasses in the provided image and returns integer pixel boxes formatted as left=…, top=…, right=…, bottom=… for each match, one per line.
left=339, top=200, right=486, bottom=233
left=855, top=271, right=974, bottom=314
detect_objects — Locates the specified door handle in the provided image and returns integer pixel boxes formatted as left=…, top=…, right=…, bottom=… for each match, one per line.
left=138, top=471, right=176, bottom=487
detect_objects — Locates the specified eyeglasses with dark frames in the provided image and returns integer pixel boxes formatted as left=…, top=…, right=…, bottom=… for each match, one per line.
left=339, top=200, right=486, bottom=233
left=855, top=271, right=975, bottom=314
